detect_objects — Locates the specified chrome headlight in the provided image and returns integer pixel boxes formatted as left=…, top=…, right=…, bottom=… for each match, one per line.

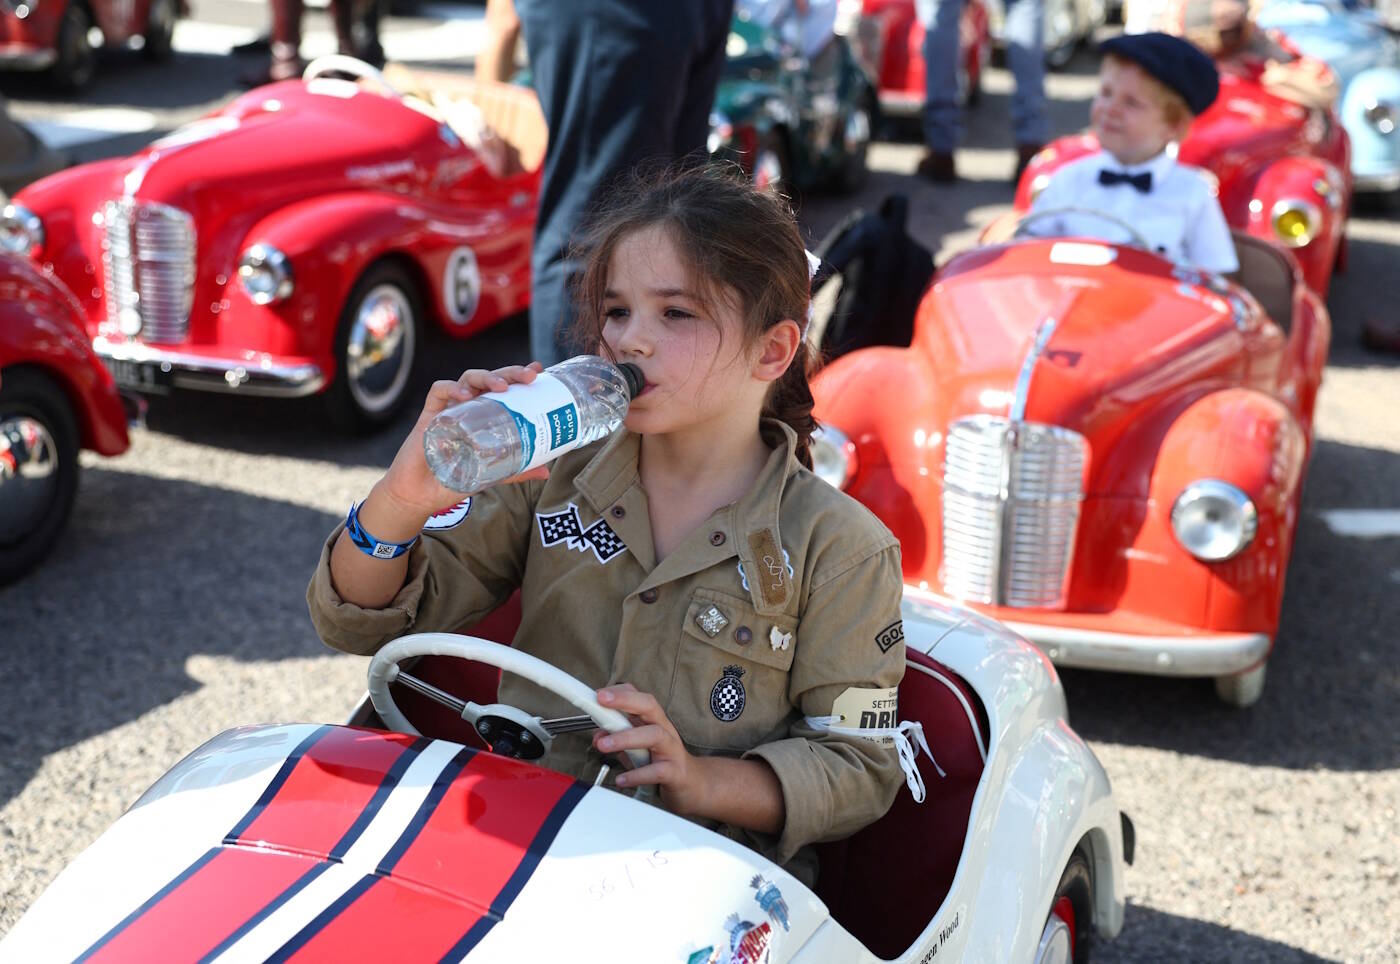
left=1270, top=198, right=1321, bottom=248
left=707, top=111, right=733, bottom=156
left=1171, top=479, right=1258, bottom=561
left=811, top=424, right=858, bottom=490
left=237, top=243, right=294, bottom=304
left=0, top=202, right=44, bottom=258
left=1364, top=99, right=1397, bottom=135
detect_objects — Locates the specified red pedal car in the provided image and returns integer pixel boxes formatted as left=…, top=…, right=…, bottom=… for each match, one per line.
left=2, top=59, right=543, bottom=431
left=0, top=0, right=181, bottom=90
left=1015, top=69, right=1352, bottom=297
left=811, top=227, right=1329, bottom=707
left=0, top=251, right=130, bottom=585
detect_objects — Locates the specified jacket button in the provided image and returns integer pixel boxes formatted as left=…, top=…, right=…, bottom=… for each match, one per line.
left=734, top=626, right=753, bottom=645
left=710, top=531, right=726, bottom=546
left=611, top=505, right=626, bottom=519
left=639, top=588, right=659, bottom=604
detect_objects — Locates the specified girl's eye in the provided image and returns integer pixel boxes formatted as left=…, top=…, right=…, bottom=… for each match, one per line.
left=604, top=306, right=629, bottom=320
left=663, top=307, right=695, bottom=321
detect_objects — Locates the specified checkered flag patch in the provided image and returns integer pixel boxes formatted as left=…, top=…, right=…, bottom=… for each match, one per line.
left=536, top=502, right=628, bottom=564
left=710, top=665, right=747, bottom=722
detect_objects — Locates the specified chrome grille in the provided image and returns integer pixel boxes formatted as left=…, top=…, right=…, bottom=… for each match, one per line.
left=942, top=415, right=1087, bottom=609
left=102, top=199, right=195, bottom=344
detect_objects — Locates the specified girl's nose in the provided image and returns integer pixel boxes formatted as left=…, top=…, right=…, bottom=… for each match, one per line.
left=613, top=318, right=652, bottom=358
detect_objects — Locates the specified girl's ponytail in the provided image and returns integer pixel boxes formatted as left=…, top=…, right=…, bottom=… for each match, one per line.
left=762, top=339, right=819, bottom=469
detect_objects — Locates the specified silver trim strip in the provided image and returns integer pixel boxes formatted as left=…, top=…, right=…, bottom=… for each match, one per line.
left=1352, top=170, right=1400, bottom=192
left=93, top=336, right=326, bottom=398
left=1009, top=315, right=1058, bottom=422
left=1003, top=620, right=1271, bottom=676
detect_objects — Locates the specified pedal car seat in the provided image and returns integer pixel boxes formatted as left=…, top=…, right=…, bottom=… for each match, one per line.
left=1229, top=232, right=1296, bottom=334
left=814, top=650, right=989, bottom=959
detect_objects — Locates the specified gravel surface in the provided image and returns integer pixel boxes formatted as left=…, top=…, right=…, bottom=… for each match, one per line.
left=2, top=14, right=1398, bottom=961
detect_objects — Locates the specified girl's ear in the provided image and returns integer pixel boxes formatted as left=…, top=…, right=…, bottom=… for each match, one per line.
left=753, top=319, right=803, bottom=384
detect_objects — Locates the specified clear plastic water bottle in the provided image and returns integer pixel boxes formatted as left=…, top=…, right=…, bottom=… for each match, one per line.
left=423, top=355, right=645, bottom=493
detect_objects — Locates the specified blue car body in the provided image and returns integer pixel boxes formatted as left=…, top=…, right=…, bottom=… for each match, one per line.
left=1257, top=0, right=1400, bottom=192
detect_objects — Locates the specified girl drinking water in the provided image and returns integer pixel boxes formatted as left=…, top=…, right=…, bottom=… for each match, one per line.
left=308, top=165, right=908, bottom=883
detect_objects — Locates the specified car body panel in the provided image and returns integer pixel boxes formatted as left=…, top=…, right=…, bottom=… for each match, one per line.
left=1016, top=70, right=1352, bottom=296
left=0, top=589, right=1128, bottom=962
left=812, top=237, right=1327, bottom=681
left=11, top=76, right=537, bottom=402
left=1255, top=0, right=1400, bottom=191
left=0, top=253, right=127, bottom=456
left=851, top=0, right=991, bottom=115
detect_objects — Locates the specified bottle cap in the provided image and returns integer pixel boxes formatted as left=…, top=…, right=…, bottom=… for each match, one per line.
left=617, top=362, right=645, bottom=399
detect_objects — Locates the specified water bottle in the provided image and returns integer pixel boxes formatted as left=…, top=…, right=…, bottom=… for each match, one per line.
left=423, top=355, right=645, bottom=493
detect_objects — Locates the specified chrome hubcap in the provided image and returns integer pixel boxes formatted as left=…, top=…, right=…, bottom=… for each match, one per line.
left=844, top=109, right=871, bottom=154
left=346, top=283, right=415, bottom=415
left=753, top=149, right=783, bottom=189
left=1034, top=915, right=1073, bottom=964
left=0, top=415, right=61, bottom=543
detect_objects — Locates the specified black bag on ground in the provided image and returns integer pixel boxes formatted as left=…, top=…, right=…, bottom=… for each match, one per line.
left=812, top=193, right=935, bottom=359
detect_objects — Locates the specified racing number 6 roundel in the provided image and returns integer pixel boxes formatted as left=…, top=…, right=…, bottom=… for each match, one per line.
left=443, top=246, right=481, bottom=325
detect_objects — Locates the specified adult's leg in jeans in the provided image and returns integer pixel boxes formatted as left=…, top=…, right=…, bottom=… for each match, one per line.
left=916, top=0, right=965, bottom=153
left=1003, top=0, right=1050, bottom=147
left=672, top=0, right=735, bottom=157
left=517, top=2, right=712, bottom=364
left=270, top=0, right=304, bottom=79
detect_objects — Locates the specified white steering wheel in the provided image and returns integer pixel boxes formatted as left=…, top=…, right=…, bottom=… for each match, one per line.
left=367, top=633, right=651, bottom=773
left=1014, top=206, right=1154, bottom=252
left=303, top=55, right=400, bottom=98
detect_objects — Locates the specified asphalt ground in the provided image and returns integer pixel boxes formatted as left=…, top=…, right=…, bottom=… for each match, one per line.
left=1, top=4, right=1398, bottom=960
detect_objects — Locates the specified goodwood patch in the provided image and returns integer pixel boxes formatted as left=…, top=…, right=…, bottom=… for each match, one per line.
left=875, top=620, right=905, bottom=653
left=536, top=503, right=628, bottom=563
left=710, top=665, right=747, bottom=722
left=423, top=497, right=471, bottom=529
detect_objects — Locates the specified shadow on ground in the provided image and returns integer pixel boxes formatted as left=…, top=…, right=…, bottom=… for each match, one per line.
left=0, top=469, right=344, bottom=808
left=1097, top=903, right=1341, bottom=963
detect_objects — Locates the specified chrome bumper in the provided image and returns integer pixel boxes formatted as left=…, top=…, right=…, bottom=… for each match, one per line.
left=93, top=336, right=326, bottom=398
left=1352, top=169, right=1400, bottom=193
left=1001, top=619, right=1271, bottom=677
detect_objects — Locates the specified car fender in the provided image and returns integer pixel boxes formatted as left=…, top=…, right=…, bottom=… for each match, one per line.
left=1243, top=152, right=1348, bottom=293
left=924, top=610, right=1128, bottom=958
left=1150, top=387, right=1308, bottom=636
left=225, top=192, right=514, bottom=363
left=0, top=259, right=128, bottom=456
left=1340, top=65, right=1400, bottom=169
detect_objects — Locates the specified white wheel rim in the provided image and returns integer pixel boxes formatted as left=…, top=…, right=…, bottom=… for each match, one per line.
left=0, top=414, right=61, bottom=542
left=1034, top=914, right=1073, bottom=964
left=346, top=282, right=415, bottom=416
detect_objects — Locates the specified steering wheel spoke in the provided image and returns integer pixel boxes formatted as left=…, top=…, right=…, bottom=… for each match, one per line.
left=1013, top=206, right=1154, bottom=252
left=367, top=633, right=652, bottom=778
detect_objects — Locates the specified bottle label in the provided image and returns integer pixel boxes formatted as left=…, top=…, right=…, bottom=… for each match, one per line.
left=486, top=372, right=581, bottom=472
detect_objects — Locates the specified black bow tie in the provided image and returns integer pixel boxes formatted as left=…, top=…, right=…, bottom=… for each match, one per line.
left=1098, top=168, right=1153, bottom=193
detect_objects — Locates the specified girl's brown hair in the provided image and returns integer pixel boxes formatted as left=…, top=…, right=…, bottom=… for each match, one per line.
left=568, top=163, right=819, bottom=467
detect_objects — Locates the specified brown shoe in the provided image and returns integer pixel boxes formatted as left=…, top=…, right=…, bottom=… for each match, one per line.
left=1013, top=143, right=1044, bottom=184
left=916, top=150, right=957, bottom=184
left=1362, top=318, right=1400, bottom=353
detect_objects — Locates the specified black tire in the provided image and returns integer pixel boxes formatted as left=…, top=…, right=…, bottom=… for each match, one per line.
left=326, top=260, right=423, bottom=434
left=142, top=0, right=178, bottom=62
left=1046, top=850, right=1095, bottom=964
left=0, top=368, right=81, bottom=586
left=50, top=3, right=98, bottom=92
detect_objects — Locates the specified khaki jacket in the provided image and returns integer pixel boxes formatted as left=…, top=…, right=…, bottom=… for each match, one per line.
left=307, top=420, right=907, bottom=877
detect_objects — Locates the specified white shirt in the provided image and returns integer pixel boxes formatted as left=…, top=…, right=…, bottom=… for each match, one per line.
left=1026, top=148, right=1240, bottom=274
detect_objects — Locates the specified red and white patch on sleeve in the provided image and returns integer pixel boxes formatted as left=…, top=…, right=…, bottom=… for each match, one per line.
left=424, top=498, right=472, bottom=530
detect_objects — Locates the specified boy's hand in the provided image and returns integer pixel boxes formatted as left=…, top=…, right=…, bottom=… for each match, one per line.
left=593, top=684, right=708, bottom=817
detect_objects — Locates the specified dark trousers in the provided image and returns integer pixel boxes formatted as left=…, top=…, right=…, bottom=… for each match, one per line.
left=515, top=0, right=734, bottom=365
left=270, top=0, right=385, bottom=73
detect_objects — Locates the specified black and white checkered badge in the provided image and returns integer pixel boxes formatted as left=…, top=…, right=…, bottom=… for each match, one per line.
left=536, top=502, right=628, bottom=564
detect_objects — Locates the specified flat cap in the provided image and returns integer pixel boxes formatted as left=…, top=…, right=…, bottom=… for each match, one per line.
left=1099, top=31, right=1221, bottom=116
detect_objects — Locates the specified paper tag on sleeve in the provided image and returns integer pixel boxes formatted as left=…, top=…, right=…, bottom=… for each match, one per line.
left=830, top=686, right=900, bottom=746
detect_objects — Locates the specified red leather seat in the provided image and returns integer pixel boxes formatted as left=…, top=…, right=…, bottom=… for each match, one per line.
left=814, top=650, right=989, bottom=959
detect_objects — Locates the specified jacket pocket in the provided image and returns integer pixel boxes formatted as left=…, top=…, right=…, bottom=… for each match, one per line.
left=670, top=588, right=798, bottom=753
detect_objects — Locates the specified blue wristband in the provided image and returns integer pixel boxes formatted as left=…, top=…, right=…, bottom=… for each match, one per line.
left=345, top=502, right=419, bottom=560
